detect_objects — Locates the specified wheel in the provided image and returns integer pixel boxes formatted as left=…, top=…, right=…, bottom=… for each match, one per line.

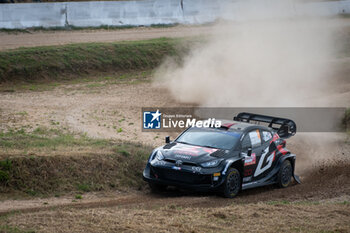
left=222, top=168, right=241, bottom=198
left=148, top=183, right=167, bottom=192
left=277, top=160, right=293, bottom=188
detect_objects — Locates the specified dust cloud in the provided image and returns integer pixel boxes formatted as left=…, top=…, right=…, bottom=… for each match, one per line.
left=154, top=0, right=349, bottom=173
left=155, top=1, right=343, bottom=107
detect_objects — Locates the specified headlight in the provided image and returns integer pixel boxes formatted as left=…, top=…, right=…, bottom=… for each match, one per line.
left=200, top=159, right=222, bottom=168
left=154, top=150, right=164, bottom=161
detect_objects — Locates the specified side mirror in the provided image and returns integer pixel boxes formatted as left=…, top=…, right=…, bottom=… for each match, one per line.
left=165, top=136, right=170, bottom=144
left=247, top=147, right=252, bottom=157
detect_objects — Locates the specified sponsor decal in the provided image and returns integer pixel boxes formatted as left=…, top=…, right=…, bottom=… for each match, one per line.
left=262, top=131, right=272, bottom=141
left=171, top=144, right=217, bottom=156
left=244, top=153, right=256, bottom=166
left=244, top=169, right=253, bottom=176
left=175, top=154, right=191, bottom=160
left=154, top=160, right=166, bottom=166
left=249, top=130, right=261, bottom=147
left=192, top=166, right=202, bottom=172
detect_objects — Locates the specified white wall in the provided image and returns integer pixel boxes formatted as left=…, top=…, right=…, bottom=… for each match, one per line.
left=67, top=0, right=183, bottom=27
left=0, top=2, right=66, bottom=28
left=0, top=0, right=349, bottom=29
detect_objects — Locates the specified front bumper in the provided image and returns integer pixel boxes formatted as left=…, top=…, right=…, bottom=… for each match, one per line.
left=143, top=161, right=227, bottom=191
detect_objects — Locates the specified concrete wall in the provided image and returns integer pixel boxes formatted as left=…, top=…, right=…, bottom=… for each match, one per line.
left=0, top=2, right=66, bottom=28
left=67, top=0, right=183, bottom=27
left=0, top=0, right=350, bottom=29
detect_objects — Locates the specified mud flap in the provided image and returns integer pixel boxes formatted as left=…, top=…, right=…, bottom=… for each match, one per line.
left=293, top=174, right=301, bottom=184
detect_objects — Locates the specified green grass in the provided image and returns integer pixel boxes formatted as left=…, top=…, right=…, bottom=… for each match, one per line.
left=0, top=24, right=179, bottom=33
left=266, top=200, right=321, bottom=206
left=0, top=70, right=153, bottom=92
left=0, top=128, right=109, bottom=150
left=0, top=128, right=153, bottom=198
left=0, top=37, right=191, bottom=83
left=266, top=200, right=291, bottom=205
left=0, top=225, right=35, bottom=233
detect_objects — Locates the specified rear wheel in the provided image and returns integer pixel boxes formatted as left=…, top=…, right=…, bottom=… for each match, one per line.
left=222, top=168, right=241, bottom=198
left=277, top=160, right=293, bottom=188
left=148, top=183, right=167, bottom=193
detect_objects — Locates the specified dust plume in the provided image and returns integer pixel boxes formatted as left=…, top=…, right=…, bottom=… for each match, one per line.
left=154, top=0, right=349, bottom=175
left=289, top=133, right=350, bottom=175
left=155, top=1, right=344, bottom=107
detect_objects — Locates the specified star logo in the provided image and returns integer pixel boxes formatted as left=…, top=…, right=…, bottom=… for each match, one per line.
left=151, top=110, right=161, bottom=122
left=143, top=109, right=162, bottom=129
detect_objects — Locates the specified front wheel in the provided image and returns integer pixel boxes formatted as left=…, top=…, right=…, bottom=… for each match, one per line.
left=277, top=160, right=293, bottom=188
left=222, top=168, right=241, bottom=198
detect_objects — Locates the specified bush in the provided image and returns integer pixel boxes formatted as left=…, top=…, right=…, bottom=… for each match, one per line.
left=0, top=170, right=9, bottom=184
left=0, top=159, right=11, bottom=184
left=343, top=108, right=350, bottom=131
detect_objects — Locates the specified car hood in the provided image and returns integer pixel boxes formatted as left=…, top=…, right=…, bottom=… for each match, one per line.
left=160, top=142, right=226, bottom=163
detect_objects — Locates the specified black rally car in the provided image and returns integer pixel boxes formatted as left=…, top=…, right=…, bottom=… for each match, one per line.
left=143, top=112, right=300, bottom=198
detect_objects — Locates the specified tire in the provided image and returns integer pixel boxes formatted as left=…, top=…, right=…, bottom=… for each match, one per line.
left=222, top=168, right=241, bottom=198
left=277, top=160, right=293, bottom=188
left=148, top=183, right=167, bottom=193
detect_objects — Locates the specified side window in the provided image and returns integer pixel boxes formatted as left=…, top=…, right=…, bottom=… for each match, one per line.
left=241, top=135, right=251, bottom=149
left=248, top=129, right=261, bottom=148
left=241, top=129, right=262, bottom=149
left=261, top=130, right=272, bottom=143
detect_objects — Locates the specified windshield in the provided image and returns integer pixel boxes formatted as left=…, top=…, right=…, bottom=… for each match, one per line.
left=176, top=127, right=241, bottom=150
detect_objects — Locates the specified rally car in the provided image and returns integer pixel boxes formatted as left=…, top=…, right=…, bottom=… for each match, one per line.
left=143, top=112, right=300, bottom=198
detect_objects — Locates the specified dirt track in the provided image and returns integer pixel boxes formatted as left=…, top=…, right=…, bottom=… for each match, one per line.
left=0, top=24, right=350, bottom=232
left=0, top=148, right=349, bottom=215
left=0, top=74, right=182, bottom=147
left=0, top=73, right=349, bottom=210
left=0, top=155, right=349, bottom=232
left=0, top=25, right=210, bottom=50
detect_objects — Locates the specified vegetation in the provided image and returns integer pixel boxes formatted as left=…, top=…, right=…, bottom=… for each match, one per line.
left=0, top=128, right=108, bottom=150
left=0, top=128, right=152, bottom=198
left=0, top=38, right=190, bottom=83
left=0, top=24, right=178, bottom=34
left=0, top=225, right=34, bottom=233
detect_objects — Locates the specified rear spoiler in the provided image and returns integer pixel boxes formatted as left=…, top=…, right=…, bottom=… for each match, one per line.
left=233, top=112, right=297, bottom=138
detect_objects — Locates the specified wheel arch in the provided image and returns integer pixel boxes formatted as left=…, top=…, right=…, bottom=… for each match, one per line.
left=278, top=154, right=296, bottom=174
left=230, top=160, right=244, bottom=177
left=222, top=158, right=244, bottom=176
left=222, top=158, right=244, bottom=188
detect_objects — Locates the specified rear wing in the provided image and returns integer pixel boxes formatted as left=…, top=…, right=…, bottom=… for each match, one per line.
left=233, top=112, right=297, bottom=138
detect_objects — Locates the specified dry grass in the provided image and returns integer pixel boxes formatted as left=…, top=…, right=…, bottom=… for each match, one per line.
left=0, top=38, right=187, bottom=83
left=0, top=128, right=153, bottom=198
left=1, top=201, right=349, bottom=233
